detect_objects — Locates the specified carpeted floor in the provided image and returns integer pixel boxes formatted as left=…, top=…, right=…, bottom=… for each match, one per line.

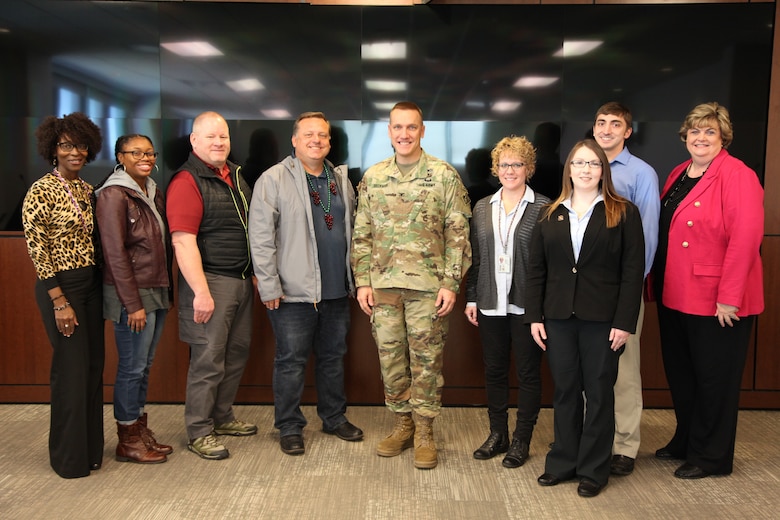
left=0, top=405, right=778, bottom=519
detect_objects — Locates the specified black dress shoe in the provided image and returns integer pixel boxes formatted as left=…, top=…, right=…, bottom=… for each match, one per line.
left=610, top=454, right=635, bottom=476
left=323, top=421, right=364, bottom=442
left=90, top=462, right=102, bottom=471
left=577, top=478, right=603, bottom=498
left=502, top=438, right=529, bottom=468
left=674, top=462, right=710, bottom=479
left=473, top=432, right=509, bottom=460
left=537, top=473, right=562, bottom=486
left=280, top=434, right=305, bottom=455
left=655, top=446, right=684, bottom=460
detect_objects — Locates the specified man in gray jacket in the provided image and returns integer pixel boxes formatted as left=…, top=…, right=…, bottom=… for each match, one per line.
left=248, top=112, right=363, bottom=456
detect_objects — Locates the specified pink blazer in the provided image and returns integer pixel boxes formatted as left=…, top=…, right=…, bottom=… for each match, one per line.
left=659, top=149, right=764, bottom=317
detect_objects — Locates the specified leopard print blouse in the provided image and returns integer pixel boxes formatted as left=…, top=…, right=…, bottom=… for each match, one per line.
left=22, top=173, right=96, bottom=284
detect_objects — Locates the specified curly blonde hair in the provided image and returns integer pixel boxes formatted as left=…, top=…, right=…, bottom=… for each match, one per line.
left=490, top=135, right=536, bottom=180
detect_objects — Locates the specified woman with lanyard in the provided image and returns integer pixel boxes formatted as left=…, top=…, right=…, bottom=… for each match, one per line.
left=22, top=112, right=105, bottom=479
left=465, top=136, right=550, bottom=469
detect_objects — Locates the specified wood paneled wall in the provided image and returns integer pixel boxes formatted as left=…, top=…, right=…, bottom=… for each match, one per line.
left=1, top=0, right=778, bottom=408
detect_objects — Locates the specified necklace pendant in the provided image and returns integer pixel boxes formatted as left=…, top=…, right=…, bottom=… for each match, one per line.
left=311, top=190, right=321, bottom=206
left=324, top=213, right=334, bottom=230
left=329, top=181, right=337, bottom=195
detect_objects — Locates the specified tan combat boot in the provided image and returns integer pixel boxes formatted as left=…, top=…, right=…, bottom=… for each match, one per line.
left=413, top=412, right=438, bottom=469
left=376, top=412, right=415, bottom=457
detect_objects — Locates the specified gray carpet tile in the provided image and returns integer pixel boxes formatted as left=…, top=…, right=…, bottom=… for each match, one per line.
left=1, top=405, right=778, bottom=519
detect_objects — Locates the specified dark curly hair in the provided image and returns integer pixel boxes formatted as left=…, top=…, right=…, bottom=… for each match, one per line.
left=35, top=112, right=103, bottom=164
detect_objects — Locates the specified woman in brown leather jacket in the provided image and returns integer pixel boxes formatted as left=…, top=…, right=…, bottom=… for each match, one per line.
left=95, top=134, right=173, bottom=465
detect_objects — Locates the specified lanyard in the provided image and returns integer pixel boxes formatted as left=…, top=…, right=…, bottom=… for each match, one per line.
left=497, top=191, right=520, bottom=255
left=53, top=168, right=90, bottom=234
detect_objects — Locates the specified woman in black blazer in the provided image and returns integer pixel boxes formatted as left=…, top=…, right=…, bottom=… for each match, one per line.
left=465, top=136, right=550, bottom=469
left=526, top=139, right=644, bottom=498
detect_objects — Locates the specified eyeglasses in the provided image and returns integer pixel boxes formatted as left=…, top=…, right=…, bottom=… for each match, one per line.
left=497, top=162, right=526, bottom=171
left=119, top=150, right=159, bottom=160
left=570, top=159, right=602, bottom=169
left=57, top=142, right=88, bottom=152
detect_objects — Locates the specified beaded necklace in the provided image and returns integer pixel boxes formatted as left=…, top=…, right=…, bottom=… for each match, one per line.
left=52, top=167, right=90, bottom=233
left=305, top=164, right=338, bottom=230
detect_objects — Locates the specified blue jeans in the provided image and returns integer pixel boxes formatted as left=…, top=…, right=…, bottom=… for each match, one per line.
left=113, top=307, right=168, bottom=422
left=268, top=298, right=350, bottom=437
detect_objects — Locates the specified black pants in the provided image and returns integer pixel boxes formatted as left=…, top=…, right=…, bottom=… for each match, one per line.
left=544, top=317, right=621, bottom=486
left=657, top=303, right=753, bottom=475
left=35, top=266, right=104, bottom=479
left=477, top=311, right=542, bottom=443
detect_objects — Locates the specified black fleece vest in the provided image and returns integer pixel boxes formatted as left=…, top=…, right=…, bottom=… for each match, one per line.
left=178, top=154, right=252, bottom=279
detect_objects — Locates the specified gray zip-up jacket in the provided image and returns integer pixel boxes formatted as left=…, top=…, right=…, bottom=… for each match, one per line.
left=249, top=155, right=355, bottom=303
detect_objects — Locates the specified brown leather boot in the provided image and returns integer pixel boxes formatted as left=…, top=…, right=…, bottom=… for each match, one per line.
left=376, top=412, right=415, bottom=457
left=413, top=412, right=438, bottom=469
left=116, top=422, right=168, bottom=464
left=139, top=413, right=173, bottom=454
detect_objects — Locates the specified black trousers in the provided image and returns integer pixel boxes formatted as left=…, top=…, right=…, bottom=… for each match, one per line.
left=657, top=303, right=753, bottom=475
left=35, top=266, right=104, bottom=479
left=544, top=317, right=621, bottom=486
left=477, top=311, right=542, bottom=443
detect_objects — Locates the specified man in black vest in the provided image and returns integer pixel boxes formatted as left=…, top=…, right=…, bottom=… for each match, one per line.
left=167, top=111, right=256, bottom=460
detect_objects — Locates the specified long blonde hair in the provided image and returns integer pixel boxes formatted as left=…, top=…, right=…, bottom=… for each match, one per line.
left=541, top=139, right=629, bottom=228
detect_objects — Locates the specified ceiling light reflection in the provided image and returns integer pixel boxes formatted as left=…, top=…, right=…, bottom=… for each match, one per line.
left=161, top=41, right=223, bottom=57
left=362, top=42, right=407, bottom=60
left=492, top=100, right=521, bottom=113
left=373, top=101, right=397, bottom=112
left=365, top=80, right=407, bottom=92
left=226, top=78, right=264, bottom=92
left=513, top=76, right=559, bottom=88
left=262, top=109, right=291, bottom=118
left=553, top=40, right=603, bottom=58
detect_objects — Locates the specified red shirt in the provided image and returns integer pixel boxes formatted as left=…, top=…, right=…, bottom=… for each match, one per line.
left=167, top=155, right=233, bottom=235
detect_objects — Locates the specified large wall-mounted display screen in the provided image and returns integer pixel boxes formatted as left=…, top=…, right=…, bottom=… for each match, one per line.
left=0, top=1, right=773, bottom=230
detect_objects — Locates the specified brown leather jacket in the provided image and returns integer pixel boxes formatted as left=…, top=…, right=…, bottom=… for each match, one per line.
left=96, top=183, right=172, bottom=314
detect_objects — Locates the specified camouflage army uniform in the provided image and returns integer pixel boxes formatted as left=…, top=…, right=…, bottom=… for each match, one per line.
left=351, top=150, right=471, bottom=417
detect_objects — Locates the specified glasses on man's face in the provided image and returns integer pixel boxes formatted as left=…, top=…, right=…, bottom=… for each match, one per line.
left=498, top=162, right=526, bottom=171
left=570, top=159, right=602, bottom=169
left=57, top=142, right=88, bottom=152
left=119, top=150, right=159, bottom=160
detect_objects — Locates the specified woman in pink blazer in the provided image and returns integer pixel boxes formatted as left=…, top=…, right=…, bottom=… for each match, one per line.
left=652, top=102, right=764, bottom=479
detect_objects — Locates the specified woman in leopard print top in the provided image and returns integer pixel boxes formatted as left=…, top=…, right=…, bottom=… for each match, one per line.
left=21, top=112, right=105, bottom=479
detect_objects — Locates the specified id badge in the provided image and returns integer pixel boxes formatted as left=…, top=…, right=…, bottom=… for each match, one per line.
left=498, top=254, right=511, bottom=273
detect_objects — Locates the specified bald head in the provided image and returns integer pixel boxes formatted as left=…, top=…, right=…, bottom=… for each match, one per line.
left=191, top=111, right=230, bottom=168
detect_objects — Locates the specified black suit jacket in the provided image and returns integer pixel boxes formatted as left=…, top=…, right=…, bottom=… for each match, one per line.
left=524, top=201, right=644, bottom=332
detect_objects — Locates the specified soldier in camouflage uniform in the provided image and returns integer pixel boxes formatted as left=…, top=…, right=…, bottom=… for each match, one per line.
left=351, top=101, right=471, bottom=469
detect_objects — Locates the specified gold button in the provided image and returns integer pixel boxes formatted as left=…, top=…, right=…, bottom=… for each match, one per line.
left=572, top=267, right=577, bottom=274
left=694, top=201, right=701, bottom=207
left=682, top=241, right=689, bottom=248
left=687, top=220, right=693, bottom=227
